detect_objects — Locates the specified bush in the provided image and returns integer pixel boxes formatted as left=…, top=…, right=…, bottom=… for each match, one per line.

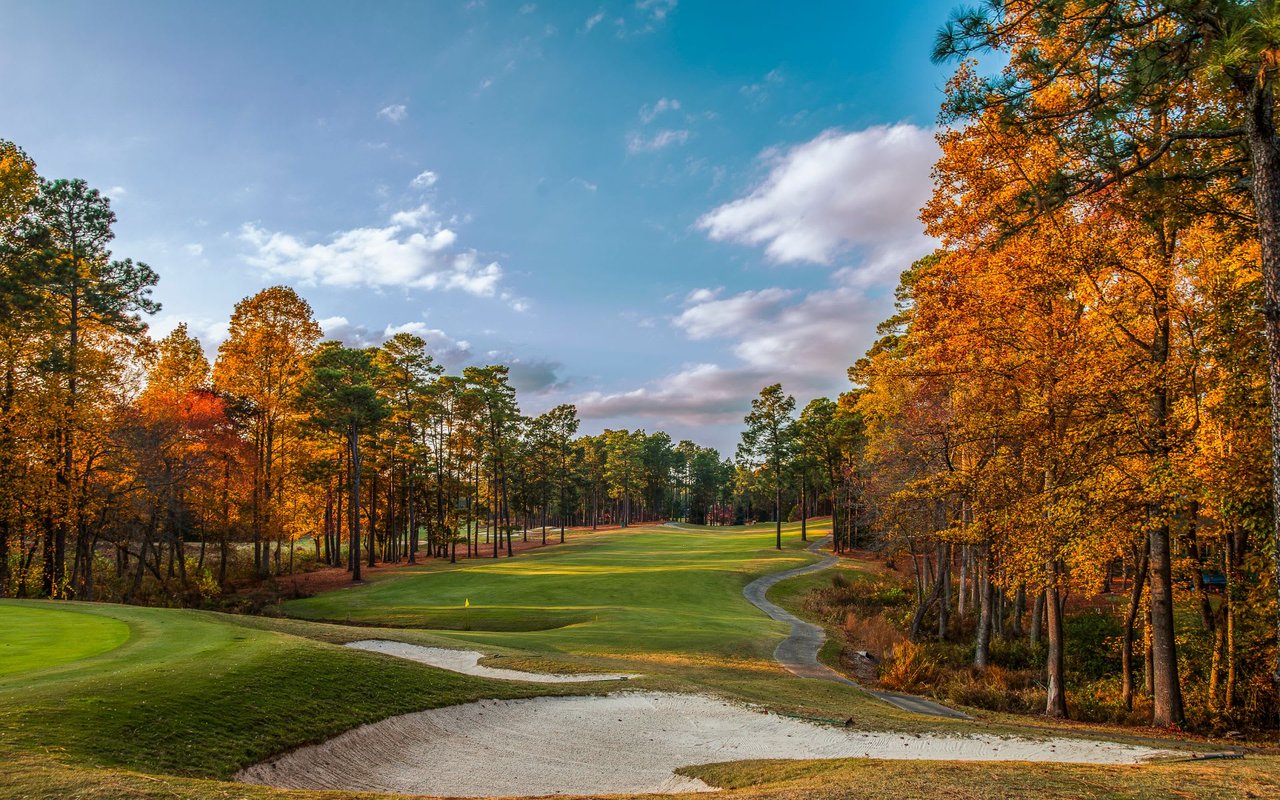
left=1064, top=609, right=1122, bottom=681
left=878, top=640, right=940, bottom=692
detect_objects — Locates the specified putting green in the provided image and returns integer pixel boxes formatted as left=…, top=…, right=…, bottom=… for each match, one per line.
left=0, top=606, right=130, bottom=676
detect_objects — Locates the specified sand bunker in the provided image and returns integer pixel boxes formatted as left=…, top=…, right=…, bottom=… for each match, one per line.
left=345, top=639, right=637, bottom=682
left=237, top=692, right=1175, bottom=797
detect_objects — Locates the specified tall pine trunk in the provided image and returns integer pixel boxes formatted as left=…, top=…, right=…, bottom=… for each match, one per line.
left=1241, top=77, right=1280, bottom=702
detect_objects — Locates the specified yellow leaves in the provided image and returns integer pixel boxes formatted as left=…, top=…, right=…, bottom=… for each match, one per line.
left=0, top=139, right=38, bottom=224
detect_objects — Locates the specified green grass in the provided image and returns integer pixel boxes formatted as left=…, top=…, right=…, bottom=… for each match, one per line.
left=285, top=522, right=824, bottom=661
left=3, top=521, right=1266, bottom=800
left=0, top=600, right=584, bottom=780
left=0, top=605, right=130, bottom=677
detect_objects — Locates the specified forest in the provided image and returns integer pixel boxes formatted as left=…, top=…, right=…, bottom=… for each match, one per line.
left=832, top=0, right=1280, bottom=734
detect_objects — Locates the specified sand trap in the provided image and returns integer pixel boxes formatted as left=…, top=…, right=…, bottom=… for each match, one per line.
left=237, top=692, right=1175, bottom=797
left=346, top=639, right=637, bottom=683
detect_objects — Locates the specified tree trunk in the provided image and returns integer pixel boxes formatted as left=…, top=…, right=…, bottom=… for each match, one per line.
left=350, top=426, right=362, bottom=582
left=974, top=547, right=993, bottom=668
left=1044, top=560, right=1068, bottom=718
left=1241, top=78, right=1280, bottom=703
left=1122, top=548, right=1149, bottom=711
left=799, top=478, right=807, bottom=542
left=1148, top=519, right=1185, bottom=726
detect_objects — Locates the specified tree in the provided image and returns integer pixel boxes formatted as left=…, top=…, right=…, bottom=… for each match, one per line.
left=738, top=384, right=796, bottom=549
left=213, top=287, right=320, bottom=576
left=540, top=404, right=579, bottom=543
left=300, top=344, right=389, bottom=582
left=19, top=178, right=159, bottom=597
left=604, top=428, right=645, bottom=527
left=933, top=0, right=1280, bottom=725
left=374, top=333, right=441, bottom=563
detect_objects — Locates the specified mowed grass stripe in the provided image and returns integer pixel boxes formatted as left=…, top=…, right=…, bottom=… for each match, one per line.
left=283, top=522, right=828, bottom=660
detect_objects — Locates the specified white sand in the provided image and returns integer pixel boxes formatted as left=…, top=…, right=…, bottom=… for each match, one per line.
left=345, top=639, right=637, bottom=683
left=237, top=692, right=1176, bottom=797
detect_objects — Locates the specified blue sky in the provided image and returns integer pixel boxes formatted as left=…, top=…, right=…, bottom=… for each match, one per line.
left=1, top=0, right=956, bottom=452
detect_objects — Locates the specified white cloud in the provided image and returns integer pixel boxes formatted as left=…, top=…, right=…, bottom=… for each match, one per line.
left=626, top=129, right=690, bottom=154
left=239, top=203, right=502, bottom=297
left=378, top=104, right=408, bottom=122
left=106, top=185, right=127, bottom=198
left=571, top=177, right=598, bottom=192
left=673, top=287, right=794, bottom=340
left=575, top=362, right=762, bottom=426
left=519, top=2, right=537, bottom=12
left=696, top=124, right=937, bottom=274
left=639, top=97, right=681, bottom=124
left=185, top=243, right=204, bottom=256
left=583, top=9, right=605, bottom=30
left=636, top=0, right=677, bottom=22
left=410, top=170, right=438, bottom=189
left=575, top=270, right=892, bottom=430
left=320, top=316, right=473, bottom=365
left=740, top=68, right=784, bottom=107
left=151, top=315, right=229, bottom=350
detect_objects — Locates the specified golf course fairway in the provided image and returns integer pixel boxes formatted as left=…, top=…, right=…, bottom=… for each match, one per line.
left=1, top=521, right=1276, bottom=799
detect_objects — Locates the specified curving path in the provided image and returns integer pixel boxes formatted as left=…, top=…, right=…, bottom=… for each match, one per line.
left=744, top=536, right=970, bottom=720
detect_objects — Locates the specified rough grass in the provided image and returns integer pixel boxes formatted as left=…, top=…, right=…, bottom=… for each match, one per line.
left=680, top=756, right=1280, bottom=799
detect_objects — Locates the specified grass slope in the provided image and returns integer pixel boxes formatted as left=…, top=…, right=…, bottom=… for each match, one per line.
left=0, top=600, right=583, bottom=780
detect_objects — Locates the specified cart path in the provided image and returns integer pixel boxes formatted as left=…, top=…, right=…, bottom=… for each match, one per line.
left=743, top=536, right=971, bottom=720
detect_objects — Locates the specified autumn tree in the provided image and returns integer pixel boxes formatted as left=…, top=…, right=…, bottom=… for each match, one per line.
left=19, top=178, right=159, bottom=597
left=213, top=286, right=320, bottom=577
left=934, top=0, right=1280, bottom=724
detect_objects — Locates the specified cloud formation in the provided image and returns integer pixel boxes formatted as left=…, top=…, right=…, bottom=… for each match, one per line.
left=378, top=104, right=408, bottom=122
left=697, top=124, right=937, bottom=273
left=319, top=316, right=473, bottom=365
left=502, top=356, right=568, bottom=395
left=626, top=129, right=690, bottom=154
left=575, top=272, right=888, bottom=429
left=639, top=97, right=681, bottom=123
left=410, top=170, right=438, bottom=189
left=574, top=362, right=765, bottom=426
left=239, top=204, right=503, bottom=297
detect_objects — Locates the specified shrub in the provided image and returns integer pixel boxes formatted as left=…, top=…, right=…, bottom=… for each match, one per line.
left=878, top=640, right=940, bottom=692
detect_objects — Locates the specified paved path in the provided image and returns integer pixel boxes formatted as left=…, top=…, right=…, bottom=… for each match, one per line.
left=743, top=537, right=970, bottom=720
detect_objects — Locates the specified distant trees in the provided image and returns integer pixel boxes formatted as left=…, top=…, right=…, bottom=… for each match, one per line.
left=0, top=139, right=743, bottom=604
left=729, top=383, right=866, bottom=548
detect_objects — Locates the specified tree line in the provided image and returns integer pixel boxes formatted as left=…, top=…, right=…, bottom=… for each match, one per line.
left=0, top=140, right=743, bottom=603
left=839, top=1, right=1280, bottom=730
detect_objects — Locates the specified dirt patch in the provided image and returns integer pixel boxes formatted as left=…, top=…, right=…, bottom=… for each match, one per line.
left=345, top=640, right=637, bottom=682
left=236, top=692, right=1176, bottom=797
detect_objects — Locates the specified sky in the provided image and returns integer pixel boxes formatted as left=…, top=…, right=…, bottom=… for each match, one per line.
left=0, top=0, right=957, bottom=453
